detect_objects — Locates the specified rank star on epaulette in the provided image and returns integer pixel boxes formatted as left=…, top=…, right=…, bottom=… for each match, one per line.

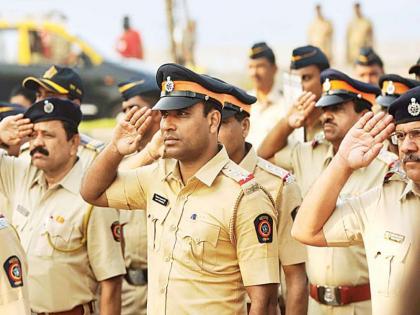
left=3, top=256, right=23, bottom=288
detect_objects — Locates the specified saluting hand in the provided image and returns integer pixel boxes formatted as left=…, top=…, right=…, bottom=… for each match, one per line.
left=287, top=91, right=317, bottom=129
left=337, top=111, right=395, bottom=170
left=111, top=106, right=152, bottom=156
left=0, top=114, right=33, bottom=146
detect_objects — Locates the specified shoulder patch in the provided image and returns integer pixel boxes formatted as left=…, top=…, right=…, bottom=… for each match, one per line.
left=311, top=132, right=325, bottom=148
left=80, top=134, right=105, bottom=152
left=256, top=157, right=294, bottom=183
left=3, top=256, right=23, bottom=288
left=222, top=161, right=259, bottom=195
left=111, top=221, right=121, bottom=242
left=254, top=214, right=273, bottom=243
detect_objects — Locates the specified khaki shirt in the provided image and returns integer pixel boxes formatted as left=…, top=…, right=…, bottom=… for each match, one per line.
left=248, top=88, right=286, bottom=148
left=346, top=17, right=374, bottom=64
left=240, top=145, right=306, bottom=266
left=323, top=175, right=420, bottom=315
left=120, top=210, right=148, bottom=269
left=307, top=17, right=333, bottom=61
left=0, top=153, right=126, bottom=313
left=274, top=137, right=395, bottom=306
left=0, top=215, right=30, bottom=315
left=106, top=147, right=280, bottom=315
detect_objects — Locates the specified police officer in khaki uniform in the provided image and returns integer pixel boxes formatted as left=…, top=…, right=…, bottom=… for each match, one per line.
left=346, top=3, right=374, bottom=65
left=0, top=214, right=30, bottom=315
left=81, top=63, right=280, bottom=315
left=0, top=98, right=126, bottom=314
left=117, top=76, right=161, bottom=315
left=307, top=4, right=333, bottom=62
left=354, top=47, right=384, bottom=86
left=258, top=45, right=329, bottom=161
left=375, top=74, right=419, bottom=155
left=22, top=65, right=104, bottom=168
left=292, top=86, right=420, bottom=315
left=273, top=69, right=397, bottom=315
left=218, top=93, right=308, bottom=314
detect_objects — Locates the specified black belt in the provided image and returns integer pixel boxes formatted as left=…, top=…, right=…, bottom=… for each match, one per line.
left=125, top=267, right=148, bottom=286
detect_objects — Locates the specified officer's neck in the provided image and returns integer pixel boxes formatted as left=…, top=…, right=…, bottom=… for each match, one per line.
left=43, top=156, right=77, bottom=188
left=178, top=144, right=219, bottom=185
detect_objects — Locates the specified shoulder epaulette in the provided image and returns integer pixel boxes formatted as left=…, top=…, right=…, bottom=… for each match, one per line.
left=80, top=134, right=105, bottom=152
left=311, top=132, right=325, bottom=148
left=20, top=141, right=30, bottom=153
left=256, top=157, right=294, bottom=183
left=222, top=161, right=259, bottom=195
left=377, top=149, right=398, bottom=167
left=383, top=160, right=406, bottom=183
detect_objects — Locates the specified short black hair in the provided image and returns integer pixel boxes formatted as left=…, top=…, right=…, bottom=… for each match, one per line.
left=61, top=120, right=79, bottom=140
left=10, top=86, right=36, bottom=104
left=353, top=99, right=372, bottom=113
left=232, top=111, right=249, bottom=122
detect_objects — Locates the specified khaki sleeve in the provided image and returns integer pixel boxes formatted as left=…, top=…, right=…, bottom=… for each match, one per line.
left=273, top=142, right=298, bottom=172
left=277, top=181, right=307, bottom=265
left=323, top=187, right=380, bottom=247
left=0, top=152, right=25, bottom=197
left=87, top=207, right=126, bottom=281
left=105, top=168, right=147, bottom=210
left=0, top=226, right=30, bottom=314
left=235, top=189, right=280, bottom=286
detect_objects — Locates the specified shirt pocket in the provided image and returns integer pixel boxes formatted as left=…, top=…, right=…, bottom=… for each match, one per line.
left=34, top=217, right=76, bottom=257
left=372, top=238, right=411, bottom=296
left=147, top=204, right=171, bottom=252
left=180, top=221, right=221, bottom=272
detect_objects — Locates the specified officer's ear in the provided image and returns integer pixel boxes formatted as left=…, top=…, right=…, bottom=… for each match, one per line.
left=70, top=133, right=80, bottom=156
left=208, top=109, right=221, bottom=134
left=241, top=116, right=250, bottom=139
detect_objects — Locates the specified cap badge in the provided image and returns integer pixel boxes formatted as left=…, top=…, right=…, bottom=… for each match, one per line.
left=386, top=81, right=395, bottom=95
left=408, top=98, right=420, bottom=116
left=165, top=76, right=174, bottom=93
left=323, top=78, right=331, bottom=93
left=43, top=100, right=54, bottom=113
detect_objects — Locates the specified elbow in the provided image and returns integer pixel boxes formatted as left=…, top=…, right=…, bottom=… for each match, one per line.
left=80, top=184, right=100, bottom=206
left=291, top=223, right=319, bottom=246
left=256, top=146, right=272, bottom=160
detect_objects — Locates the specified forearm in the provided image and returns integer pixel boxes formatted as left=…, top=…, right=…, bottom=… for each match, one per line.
left=119, top=144, right=157, bottom=170
left=99, top=276, right=122, bottom=315
left=248, top=284, right=279, bottom=315
left=292, top=155, right=353, bottom=245
left=80, top=144, right=124, bottom=205
left=258, top=118, right=294, bottom=159
left=284, top=264, right=308, bottom=315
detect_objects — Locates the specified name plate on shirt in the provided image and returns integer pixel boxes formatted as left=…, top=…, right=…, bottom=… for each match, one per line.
left=384, top=231, right=405, bottom=243
left=152, top=193, right=169, bottom=206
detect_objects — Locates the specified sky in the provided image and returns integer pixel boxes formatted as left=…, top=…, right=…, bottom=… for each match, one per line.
left=1, top=0, right=419, bottom=72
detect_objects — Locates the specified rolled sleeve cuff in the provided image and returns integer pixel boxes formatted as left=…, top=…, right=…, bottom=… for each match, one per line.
left=239, top=256, right=280, bottom=286
left=94, top=261, right=127, bottom=282
left=279, top=240, right=307, bottom=265
left=323, top=206, right=354, bottom=247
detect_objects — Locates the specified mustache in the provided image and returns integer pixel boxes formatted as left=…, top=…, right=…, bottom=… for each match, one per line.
left=403, top=154, right=420, bottom=163
left=321, top=118, right=336, bottom=126
left=30, top=146, right=49, bottom=157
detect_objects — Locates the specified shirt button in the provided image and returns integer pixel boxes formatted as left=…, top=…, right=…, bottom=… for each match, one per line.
left=170, top=224, right=176, bottom=231
left=160, top=288, right=165, bottom=294
left=164, top=256, right=170, bottom=262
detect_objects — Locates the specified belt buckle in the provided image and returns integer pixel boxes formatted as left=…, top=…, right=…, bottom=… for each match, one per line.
left=126, top=268, right=147, bottom=286
left=318, top=285, right=342, bottom=306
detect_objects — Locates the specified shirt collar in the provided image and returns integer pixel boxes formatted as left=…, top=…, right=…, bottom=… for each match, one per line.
left=323, top=142, right=335, bottom=166
left=30, top=159, right=82, bottom=194
left=239, top=143, right=258, bottom=173
left=162, top=145, right=230, bottom=187
left=400, top=180, right=420, bottom=200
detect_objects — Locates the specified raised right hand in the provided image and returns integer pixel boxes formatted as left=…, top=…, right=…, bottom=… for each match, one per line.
left=287, top=91, right=317, bottom=129
left=111, top=106, right=152, bottom=156
left=0, top=114, right=33, bottom=146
